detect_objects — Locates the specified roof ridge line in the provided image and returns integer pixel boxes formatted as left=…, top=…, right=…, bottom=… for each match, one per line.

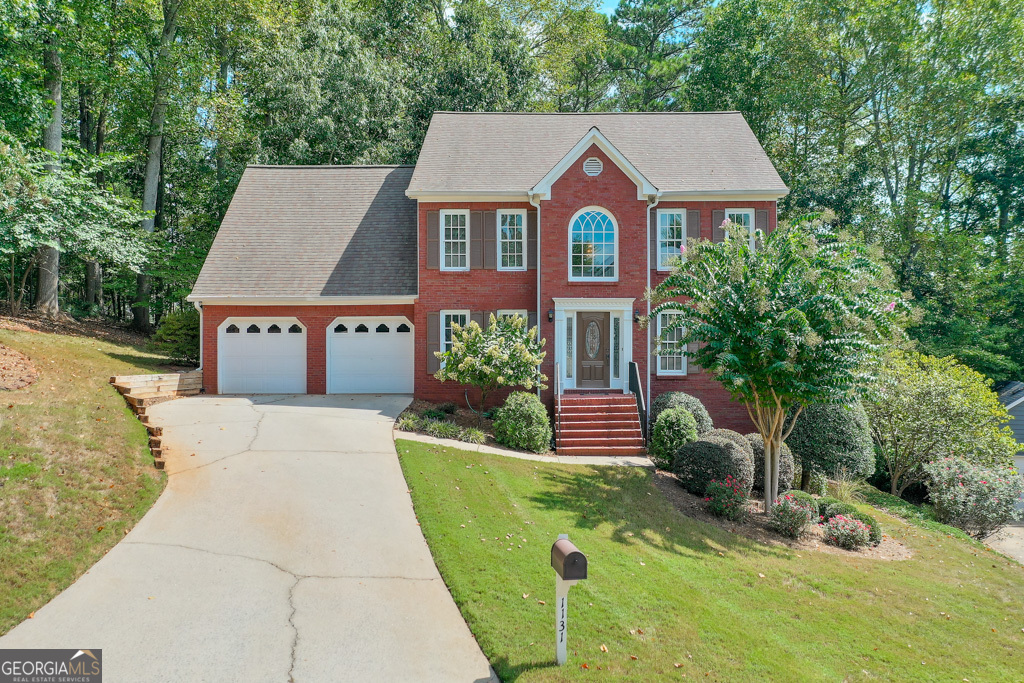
left=246, top=164, right=415, bottom=169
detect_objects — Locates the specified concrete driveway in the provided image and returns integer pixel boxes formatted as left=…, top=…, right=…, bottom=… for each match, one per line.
left=0, top=395, right=497, bottom=682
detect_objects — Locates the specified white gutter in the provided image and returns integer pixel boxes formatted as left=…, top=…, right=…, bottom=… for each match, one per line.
left=185, top=295, right=418, bottom=305
left=192, top=300, right=203, bottom=374
left=530, top=192, right=543, bottom=399
left=646, top=193, right=661, bottom=425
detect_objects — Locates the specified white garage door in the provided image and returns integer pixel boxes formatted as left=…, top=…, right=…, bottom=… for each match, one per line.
left=328, top=317, right=414, bottom=394
left=218, top=319, right=306, bottom=394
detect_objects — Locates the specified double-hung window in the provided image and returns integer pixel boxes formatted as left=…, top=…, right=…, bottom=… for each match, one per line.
left=726, top=209, right=755, bottom=250
left=441, top=210, right=469, bottom=271
left=497, top=210, right=526, bottom=271
left=496, top=309, right=528, bottom=322
left=440, top=310, right=469, bottom=367
left=657, top=210, right=685, bottom=270
left=657, top=311, right=687, bottom=375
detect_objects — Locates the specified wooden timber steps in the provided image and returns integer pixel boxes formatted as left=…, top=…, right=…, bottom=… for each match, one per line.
left=555, top=393, right=646, bottom=457
left=109, top=371, right=202, bottom=469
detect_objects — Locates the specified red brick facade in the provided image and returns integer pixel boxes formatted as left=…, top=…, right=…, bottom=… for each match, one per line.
left=199, top=144, right=776, bottom=432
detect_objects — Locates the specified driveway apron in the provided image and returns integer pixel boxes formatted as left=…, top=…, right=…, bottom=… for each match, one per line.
left=0, top=395, right=497, bottom=682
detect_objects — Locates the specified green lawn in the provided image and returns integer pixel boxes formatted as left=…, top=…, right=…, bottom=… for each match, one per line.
left=397, top=439, right=1024, bottom=682
left=0, top=325, right=169, bottom=634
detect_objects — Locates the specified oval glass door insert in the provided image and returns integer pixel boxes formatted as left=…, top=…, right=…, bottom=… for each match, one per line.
left=585, top=321, right=601, bottom=359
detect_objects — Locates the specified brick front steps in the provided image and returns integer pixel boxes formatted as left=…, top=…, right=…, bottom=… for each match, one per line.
left=109, top=371, right=202, bottom=469
left=555, top=393, right=646, bottom=457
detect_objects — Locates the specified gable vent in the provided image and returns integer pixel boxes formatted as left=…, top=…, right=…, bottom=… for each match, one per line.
left=583, top=157, right=603, bottom=176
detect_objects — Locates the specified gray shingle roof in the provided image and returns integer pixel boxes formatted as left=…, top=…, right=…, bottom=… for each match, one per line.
left=407, top=112, right=788, bottom=195
left=189, top=165, right=417, bottom=299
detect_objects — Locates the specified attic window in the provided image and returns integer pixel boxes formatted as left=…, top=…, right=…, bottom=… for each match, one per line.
left=583, top=157, right=603, bottom=176
left=226, top=324, right=239, bottom=333
left=288, top=324, right=303, bottom=333
left=246, top=324, right=260, bottom=333
left=334, top=324, right=347, bottom=333
left=267, top=324, right=282, bottom=333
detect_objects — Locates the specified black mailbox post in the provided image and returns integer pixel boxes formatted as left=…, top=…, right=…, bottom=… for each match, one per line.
left=551, top=534, right=587, bottom=665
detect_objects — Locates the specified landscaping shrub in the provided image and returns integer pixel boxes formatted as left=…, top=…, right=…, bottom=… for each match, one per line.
left=786, top=402, right=874, bottom=488
left=705, top=429, right=752, bottom=456
left=673, top=436, right=754, bottom=496
left=818, top=499, right=858, bottom=523
left=459, top=427, right=487, bottom=445
left=782, top=489, right=818, bottom=516
left=923, top=457, right=1024, bottom=538
left=822, top=515, right=872, bottom=549
left=423, top=419, right=462, bottom=440
left=806, top=471, right=828, bottom=496
left=437, top=402, right=457, bottom=415
left=849, top=510, right=883, bottom=546
left=650, top=391, right=713, bottom=435
left=768, top=493, right=816, bottom=538
left=396, top=413, right=422, bottom=431
left=149, top=308, right=200, bottom=364
left=746, top=434, right=795, bottom=492
left=492, top=391, right=552, bottom=453
left=649, top=407, right=698, bottom=469
left=422, top=408, right=447, bottom=421
left=704, top=476, right=748, bottom=521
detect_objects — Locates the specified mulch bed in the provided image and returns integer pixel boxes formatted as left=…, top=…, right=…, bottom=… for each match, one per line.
left=652, top=470, right=912, bottom=560
left=0, top=343, right=38, bottom=391
left=402, top=399, right=556, bottom=455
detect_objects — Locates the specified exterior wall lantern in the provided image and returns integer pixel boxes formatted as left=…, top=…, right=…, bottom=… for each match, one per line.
left=550, top=534, right=588, bottom=665
left=548, top=309, right=555, bottom=322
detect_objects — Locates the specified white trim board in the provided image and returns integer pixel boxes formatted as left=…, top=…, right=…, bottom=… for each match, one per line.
left=189, top=296, right=418, bottom=305
left=531, top=127, right=658, bottom=201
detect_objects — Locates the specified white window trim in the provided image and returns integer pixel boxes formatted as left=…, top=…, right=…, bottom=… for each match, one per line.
left=656, top=208, right=686, bottom=271
left=496, top=209, right=527, bottom=272
left=656, top=311, right=687, bottom=376
left=725, top=208, right=756, bottom=251
left=440, top=309, right=470, bottom=358
left=440, top=210, right=470, bottom=272
left=568, top=205, right=619, bottom=282
left=496, top=309, right=528, bottom=321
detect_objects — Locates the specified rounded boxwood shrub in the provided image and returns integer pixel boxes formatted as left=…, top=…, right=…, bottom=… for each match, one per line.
left=782, top=489, right=818, bottom=516
left=673, top=436, right=754, bottom=497
left=649, top=407, right=698, bottom=469
left=818, top=499, right=858, bottom=523
left=650, top=391, right=714, bottom=435
left=745, top=434, right=795, bottom=492
left=786, top=402, right=874, bottom=487
left=705, top=429, right=753, bottom=456
left=768, top=493, right=817, bottom=538
left=493, top=391, right=552, bottom=453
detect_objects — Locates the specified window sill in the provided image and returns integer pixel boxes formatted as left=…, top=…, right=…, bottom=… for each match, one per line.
left=657, top=372, right=688, bottom=378
left=566, top=279, right=620, bottom=285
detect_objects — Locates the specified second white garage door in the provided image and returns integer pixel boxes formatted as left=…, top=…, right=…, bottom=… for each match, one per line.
left=327, top=317, right=414, bottom=394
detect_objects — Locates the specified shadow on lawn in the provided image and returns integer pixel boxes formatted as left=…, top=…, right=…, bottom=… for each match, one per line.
left=529, top=466, right=790, bottom=560
left=106, top=351, right=191, bottom=374
left=487, top=655, right=558, bottom=682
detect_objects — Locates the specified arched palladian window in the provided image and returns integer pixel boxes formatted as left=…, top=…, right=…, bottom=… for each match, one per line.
left=570, top=208, right=616, bottom=280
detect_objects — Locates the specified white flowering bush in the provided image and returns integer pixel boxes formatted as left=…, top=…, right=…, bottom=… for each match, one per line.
left=923, top=457, right=1024, bottom=538
left=822, top=515, right=872, bottom=549
left=435, top=314, right=547, bottom=408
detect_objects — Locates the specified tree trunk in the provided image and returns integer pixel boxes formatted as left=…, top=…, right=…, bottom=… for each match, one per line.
left=85, top=261, right=102, bottom=308
left=800, top=468, right=811, bottom=492
left=134, top=0, right=181, bottom=333
left=763, top=435, right=774, bottom=511
left=35, top=34, right=62, bottom=319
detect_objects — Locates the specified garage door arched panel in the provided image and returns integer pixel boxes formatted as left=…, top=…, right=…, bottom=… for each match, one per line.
left=218, top=318, right=307, bottom=394
left=327, top=316, right=414, bottom=394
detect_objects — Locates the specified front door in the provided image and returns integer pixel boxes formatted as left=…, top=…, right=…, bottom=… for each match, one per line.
left=576, top=312, right=610, bottom=388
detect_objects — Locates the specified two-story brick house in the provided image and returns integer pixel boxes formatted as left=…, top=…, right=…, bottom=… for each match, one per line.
left=188, top=112, right=788, bottom=453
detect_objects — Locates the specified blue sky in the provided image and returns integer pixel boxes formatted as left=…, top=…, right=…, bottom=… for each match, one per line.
left=599, top=0, right=617, bottom=14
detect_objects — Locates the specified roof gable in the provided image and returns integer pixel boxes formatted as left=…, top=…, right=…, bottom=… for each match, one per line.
left=530, top=127, right=657, bottom=201
left=407, top=112, right=788, bottom=199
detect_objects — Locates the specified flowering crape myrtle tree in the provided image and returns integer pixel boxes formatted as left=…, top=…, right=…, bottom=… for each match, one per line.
left=648, top=215, right=906, bottom=510
left=435, top=313, right=547, bottom=409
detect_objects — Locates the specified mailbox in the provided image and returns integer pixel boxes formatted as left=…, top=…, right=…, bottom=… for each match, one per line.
left=551, top=538, right=587, bottom=581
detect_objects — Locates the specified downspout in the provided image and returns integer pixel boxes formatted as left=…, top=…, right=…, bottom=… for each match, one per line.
left=645, top=193, right=661, bottom=425
left=530, top=193, right=542, bottom=399
left=192, top=300, right=203, bottom=376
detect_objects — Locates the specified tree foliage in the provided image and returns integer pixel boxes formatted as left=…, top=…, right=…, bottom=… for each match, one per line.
left=864, top=350, right=1019, bottom=496
left=649, top=214, right=906, bottom=509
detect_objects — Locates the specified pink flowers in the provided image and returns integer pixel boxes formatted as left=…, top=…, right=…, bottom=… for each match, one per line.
left=884, top=301, right=897, bottom=312
left=679, top=244, right=687, bottom=255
